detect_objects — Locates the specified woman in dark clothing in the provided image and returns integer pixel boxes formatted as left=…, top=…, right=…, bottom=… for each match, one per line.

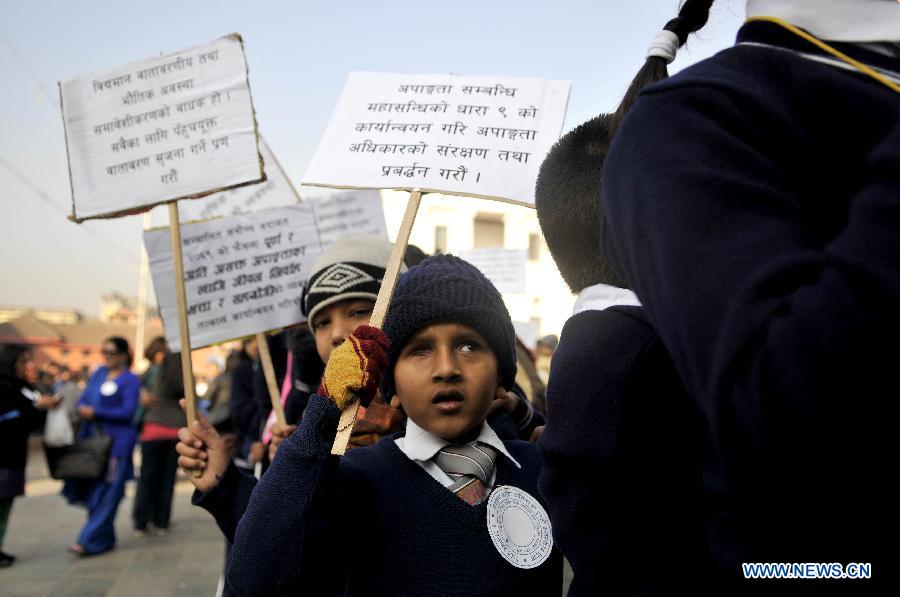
left=132, top=337, right=185, bottom=536
left=62, top=337, right=140, bottom=556
left=0, top=344, right=58, bottom=567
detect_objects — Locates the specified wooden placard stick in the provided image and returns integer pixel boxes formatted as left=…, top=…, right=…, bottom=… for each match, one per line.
left=168, top=202, right=203, bottom=478
left=167, top=202, right=199, bottom=430
left=256, top=331, right=287, bottom=426
left=330, top=189, right=422, bottom=455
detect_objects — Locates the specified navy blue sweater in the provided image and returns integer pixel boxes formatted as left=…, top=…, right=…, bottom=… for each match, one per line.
left=539, top=307, right=711, bottom=595
left=194, top=399, right=544, bottom=544
left=213, top=394, right=561, bottom=596
left=603, top=22, right=898, bottom=590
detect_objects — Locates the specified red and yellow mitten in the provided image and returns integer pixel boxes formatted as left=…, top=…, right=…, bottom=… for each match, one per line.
left=319, top=325, right=389, bottom=410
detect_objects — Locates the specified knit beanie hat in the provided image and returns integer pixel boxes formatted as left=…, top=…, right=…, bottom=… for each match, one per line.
left=382, top=254, right=517, bottom=400
left=301, top=234, right=404, bottom=325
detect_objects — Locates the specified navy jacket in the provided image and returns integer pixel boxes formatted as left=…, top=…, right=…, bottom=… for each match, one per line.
left=200, top=394, right=561, bottom=596
left=539, top=307, right=710, bottom=595
left=603, top=21, right=898, bottom=591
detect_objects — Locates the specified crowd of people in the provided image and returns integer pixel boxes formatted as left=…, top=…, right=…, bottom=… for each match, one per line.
left=2, top=0, right=897, bottom=594
left=0, top=335, right=276, bottom=563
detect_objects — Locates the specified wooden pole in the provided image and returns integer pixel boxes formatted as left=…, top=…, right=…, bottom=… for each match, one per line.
left=256, top=331, right=287, bottom=426
left=168, top=202, right=198, bottom=429
left=331, top=189, right=422, bottom=455
left=263, top=138, right=303, bottom=205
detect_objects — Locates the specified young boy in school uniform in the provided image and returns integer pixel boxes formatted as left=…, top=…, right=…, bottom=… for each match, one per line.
left=224, top=254, right=561, bottom=596
left=534, top=114, right=712, bottom=594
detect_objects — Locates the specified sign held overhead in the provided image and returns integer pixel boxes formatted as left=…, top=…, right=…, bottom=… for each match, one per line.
left=302, top=72, right=569, bottom=205
left=456, top=248, right=528, bottom=294
left=61, top=34, right=264, bottom=221
left=145, top=205, right=322, bottom=351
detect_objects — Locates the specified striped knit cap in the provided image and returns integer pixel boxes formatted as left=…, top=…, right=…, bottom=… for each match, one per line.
left=301, top=234, right=403, bottom=325
left=382, top=254, right=516, bottom=400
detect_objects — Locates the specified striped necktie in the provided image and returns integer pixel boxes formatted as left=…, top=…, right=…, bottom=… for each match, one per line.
left=433, top=443, right=498, bottom=505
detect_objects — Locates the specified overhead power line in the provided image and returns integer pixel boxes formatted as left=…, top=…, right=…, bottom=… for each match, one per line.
left=0, top=156, right=137, bottom=265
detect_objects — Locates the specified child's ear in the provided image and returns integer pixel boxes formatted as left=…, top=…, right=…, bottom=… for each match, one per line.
left=390, top=395, right=402, bottom=410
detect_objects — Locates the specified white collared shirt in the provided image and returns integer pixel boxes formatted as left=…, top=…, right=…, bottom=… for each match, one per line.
left=395, top=418, right=521, bottom=489
left=572, top=283, right=640, bottom=316
left=746, top=0, right=900, bottom=43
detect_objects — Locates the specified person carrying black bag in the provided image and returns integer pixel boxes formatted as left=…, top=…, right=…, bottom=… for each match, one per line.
left=62, top=337, right=140, bottom=556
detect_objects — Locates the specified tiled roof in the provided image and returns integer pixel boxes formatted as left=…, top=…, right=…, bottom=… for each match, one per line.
left=0, top=315, right=163, bottom=349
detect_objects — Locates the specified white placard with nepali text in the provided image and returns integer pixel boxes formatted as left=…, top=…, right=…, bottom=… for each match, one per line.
left=456, top=248, right=527, bottom=294
left=178, top=138, right=297, bottom=222
left=302, top=72, right=569, bottom=206
left=144, top=205, right=322, bottom=351
left=308, top=190, right=388, bottom=246
left=61, top=34, right=263, bottom=221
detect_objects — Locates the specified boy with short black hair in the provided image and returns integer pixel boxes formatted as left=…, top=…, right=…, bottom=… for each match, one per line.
left=535, top=115, right=712, bottom=594
left=226, top=254, right=561, bottom=596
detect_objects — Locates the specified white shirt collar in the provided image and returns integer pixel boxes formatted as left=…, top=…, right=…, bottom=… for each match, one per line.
left=572, top=283, right=641, bottom=316
left=398, top=417, right=521, bottom=469
left=746, top=0, right=900, bottom=43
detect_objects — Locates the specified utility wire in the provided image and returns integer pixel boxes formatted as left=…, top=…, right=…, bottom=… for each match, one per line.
left=0, top=28, right=51, bottom=104
left=0, top=156, right=137, bottom=265
left=0, top=27, right=139, bottom=267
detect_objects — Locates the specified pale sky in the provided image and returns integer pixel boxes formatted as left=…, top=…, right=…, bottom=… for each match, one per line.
left=0, top=0, right=746, bottom=316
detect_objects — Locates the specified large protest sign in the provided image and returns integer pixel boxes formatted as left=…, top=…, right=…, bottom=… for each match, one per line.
left=456, top=248, right=527, bottom=294
left=61, top=34, right=263, bottom=221
left=144, top=205, right=322, bottom=352
left=178, top=137, right=296, bottom=222
left=302, top=72, right=569, bottom=205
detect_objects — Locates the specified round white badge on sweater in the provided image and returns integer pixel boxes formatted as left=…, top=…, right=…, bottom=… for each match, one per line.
left=486, top=485, right=553, bottom=569
left=100, top=380, right=118, bottom=396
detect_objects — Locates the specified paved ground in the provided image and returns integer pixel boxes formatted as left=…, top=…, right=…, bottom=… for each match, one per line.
left=0, top=439, right=224, bottom=597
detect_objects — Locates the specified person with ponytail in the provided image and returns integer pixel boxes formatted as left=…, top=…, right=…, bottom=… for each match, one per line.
left=602, top=0, right=898, bottom=591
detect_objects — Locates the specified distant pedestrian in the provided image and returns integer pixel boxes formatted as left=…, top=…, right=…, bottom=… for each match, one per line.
left=0, top=344, right=60, bottom=567
left=133, top=337, right=185, bottom=536
left=62, top=337, right=140, bottom=556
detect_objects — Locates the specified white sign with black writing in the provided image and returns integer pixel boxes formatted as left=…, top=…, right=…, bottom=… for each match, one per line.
left=456, top=248, right=527, bottom=294
left=178, top=138, right=297, bottom=222
left=302, top=72, right=569, bottom=206
left=308, top=190, right=388, bottom=247
left=144, top=205, right=322, bottom=351
left=61, top=34, right=263, bottom=221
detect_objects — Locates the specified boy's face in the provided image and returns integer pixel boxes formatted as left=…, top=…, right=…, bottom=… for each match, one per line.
left=311, top=298, right=375, bottom=363
left=391, top=322, right=500, bottom=441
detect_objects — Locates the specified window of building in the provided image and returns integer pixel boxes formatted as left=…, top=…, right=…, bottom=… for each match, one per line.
left=473, top=213, right=504, bottom=248
left=434, top=225, right=448, bottom=254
